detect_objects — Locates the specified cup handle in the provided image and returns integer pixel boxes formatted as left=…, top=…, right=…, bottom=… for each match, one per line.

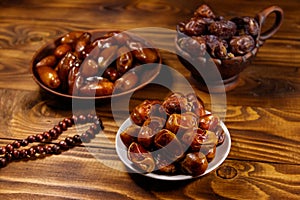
left=255, top=5, right=284, bottom=42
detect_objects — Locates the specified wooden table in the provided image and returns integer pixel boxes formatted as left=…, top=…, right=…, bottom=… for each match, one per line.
left=0, top=0, right=299, bottom=199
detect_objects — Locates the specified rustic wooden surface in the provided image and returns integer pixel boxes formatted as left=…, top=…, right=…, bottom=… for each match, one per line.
left=0, top=0, right=299, bottom=199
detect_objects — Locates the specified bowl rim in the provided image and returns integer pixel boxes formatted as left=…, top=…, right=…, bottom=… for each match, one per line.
left=30, top=29, right=162, bottom=100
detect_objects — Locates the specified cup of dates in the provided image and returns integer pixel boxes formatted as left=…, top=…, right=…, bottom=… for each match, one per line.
left=116, top=92, right=231, bottom=180
left=30, top=30, right=162, bottom=100
left=175, top=4, right=283, bottom=92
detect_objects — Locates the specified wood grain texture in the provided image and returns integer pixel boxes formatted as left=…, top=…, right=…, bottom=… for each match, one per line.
left=0, top=0, right=300, bottom=199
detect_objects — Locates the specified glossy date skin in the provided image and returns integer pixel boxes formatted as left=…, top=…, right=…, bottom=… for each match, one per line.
left=181, top=152, right=208, bottom=176
left=130, top=100, right=163, bottom=126
left=36, top=66, right=61, bottom=89
left=165, top=112, right=198, bottom=135
left=128, top=142, right=155, bottom=173
left=161, top=92, right=188, bottom=115
left=177, top=4, right=259, bottom=60
left=35, top=30, right=160, bottom=97
left=137, top=116, right=166, bottom=149
left=120, top=124, right=141, bottom=148
left=122, top=92, right=225, bottom=176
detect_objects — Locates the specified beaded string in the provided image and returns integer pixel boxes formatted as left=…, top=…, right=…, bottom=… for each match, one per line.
left=0, top=114, right=104, bottom=168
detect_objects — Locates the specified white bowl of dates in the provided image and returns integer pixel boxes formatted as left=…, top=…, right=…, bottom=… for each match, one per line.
left=30, top=30, right=162, bottom=100
left=175, top=4, right=283, bottom=92
left=115, top=92, right=231, bottom=180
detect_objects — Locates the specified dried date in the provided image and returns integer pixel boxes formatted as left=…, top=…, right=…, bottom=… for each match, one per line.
left=230, top=35, right=255, bottom=55
left=36, top=66, right=61, bottom=89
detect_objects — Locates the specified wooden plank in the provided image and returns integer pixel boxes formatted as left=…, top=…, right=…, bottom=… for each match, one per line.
left=0, top=158, right=299, bottom=199
left=1, top=89, right=299, bottom=165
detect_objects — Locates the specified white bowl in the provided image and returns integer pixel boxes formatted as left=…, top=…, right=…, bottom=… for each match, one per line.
left=115, top=116, right=231, bottom=181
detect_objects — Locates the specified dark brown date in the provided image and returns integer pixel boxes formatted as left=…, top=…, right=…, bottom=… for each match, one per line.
left=193, top=4, right=216, bottom=19
left=203, top=35, right=228, bottom=58
left=36, top=66, right=61, bottom=89
left=180, top=152, right=208, bottom=176
left=137, top=116, right=166, bottom=149
left=203, top=130, right=218, bottom=146
left=143, top=116, right=166, bottom=134
left=199, top=114, right=220, bottom=131
left=36, top=55, right=57, bottom=68
left=214, top=125, right=225, bottom=145
left=114, top=71, right=138, bottom=93
left=74, top=32, right=92, bottom=59
left=161, top=92, right=188, bottom=115
left=79, top=78, right=114, bottom=96
left=200, top=144, right=216, bottom=162
left=153, top=153, right=177, bottom=174
left=97, top=45, right=118, bottom=69
left=80, top=58, right=99, bottom=77
left=56, top=52, right=80, bottom=91
left=178, top=36, right=206, bottom=57
left=183, top=18, right=207, bottom=36
left=165, top=112, right=198, bottom=135
left=231, top=16, right=259, bottom=37
left=127, top=142, right=155, bottom=173
left=60, top=31, right=84, bottom=44
left=182, top=129, right=217, bottom=152
left=130, top=100, right=162, bottom=126
left=92, top=36, right=115, bottom=49
left=128, top=41, right=158, bottom=63
left=54, top=44, right=72, bottom=59
left=137, top=126, right=155, bottom=149
left=116, top=46, right=133, bottom=74
left=103, top=67, right=119, bottom=82
left=181, top=128, right=207, bottom=151
left=208, top=20, right=237, bottom=40
left=154, top=129, right=184, bottom=161
left=120, top=124, right=140, bottom=148
left=186, top=93, right=206, bottom=117
left=104, top=31, right=130, bottom=45
left=67, top=66, right=80, bottom=95
left=229, top=35, right=255, bottom=55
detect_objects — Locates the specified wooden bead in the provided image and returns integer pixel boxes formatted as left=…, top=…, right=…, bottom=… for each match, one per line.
left=51, top=145, right=61, bottom=154
left=58, top=141, right=69, bottom=150
left=12, top=141, right=21, bottom=148
left=35, top=134, right=44, bottom=142
left=27, top=147, right=36, bottom=157
left=19, top=149, right=28, bottom=159
left=12, top=150, right=20, bottom=159
left=0, top=158, right=7, bottom=168
left=5, top=144, right=14, bottom=153
left=27, top=135, right=36, bottom=143
left=0, top=146, right=6, bottom=155
left=20, top=139, right=29, bottom=147
left=0, top=114, right=103, bottom=168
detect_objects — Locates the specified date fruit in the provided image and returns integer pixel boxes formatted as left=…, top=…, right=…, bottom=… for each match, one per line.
left=177, top=4, right=260, bottom=60
left=128, top=142, right=155, bottom=173
left=34, top=30, right=160, bottom=97
left=181, top=152, right=208, bottom=176
left=122, top=92, right=225, bottom=176
left=36, top=66, right=61, bottom=89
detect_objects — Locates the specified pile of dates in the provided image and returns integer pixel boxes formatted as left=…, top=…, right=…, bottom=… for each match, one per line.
left=34, top=30, right=160, bottom=96
left=177, top=4, right=259, bottom=59
left=120, top=92, right=225, bottom=176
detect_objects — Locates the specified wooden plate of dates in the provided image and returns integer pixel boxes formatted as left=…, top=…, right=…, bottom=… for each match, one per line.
left=115, top=92, right=231, bottom=180
left=30, top=30, right=162, bottom=100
